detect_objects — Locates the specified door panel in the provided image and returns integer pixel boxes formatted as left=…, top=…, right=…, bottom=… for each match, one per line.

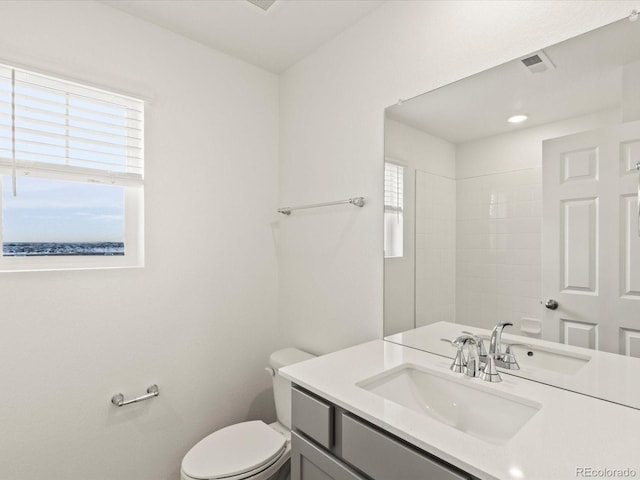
left=621, top=194, right=640, bottom=296
left=561, top=198, right=598, bottom=292
left=543, top=120, right=640, bottom=355
left=560, top=318, right=599, bottom=349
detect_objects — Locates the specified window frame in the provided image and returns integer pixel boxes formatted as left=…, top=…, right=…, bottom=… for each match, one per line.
left=0, top=182, right=143, bottom=272
left=0, top=62, right=144, bottom=272
left=384, top=160, right=405, bottom=259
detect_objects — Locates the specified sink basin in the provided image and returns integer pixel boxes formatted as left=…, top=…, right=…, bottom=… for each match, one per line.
left=506, top=344, right=590, bottom=375
left=358, top=364, right=541, bottom=445
left=473, top=335, right=591, bottom=375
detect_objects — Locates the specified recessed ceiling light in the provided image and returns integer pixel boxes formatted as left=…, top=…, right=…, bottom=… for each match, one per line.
left=507, top=114, right=528, bottom=124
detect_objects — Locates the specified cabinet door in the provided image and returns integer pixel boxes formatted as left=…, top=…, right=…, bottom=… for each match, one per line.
left=291, top=432, right=366, bottom=480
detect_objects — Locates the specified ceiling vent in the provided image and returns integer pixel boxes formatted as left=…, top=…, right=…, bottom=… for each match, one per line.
left=247, top=0, right=277, bottom=11
left=520, top=50, right=555, bottom=74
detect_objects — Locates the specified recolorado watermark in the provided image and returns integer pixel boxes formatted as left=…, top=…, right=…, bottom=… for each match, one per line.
left=576, top=467, right=637, bottom=478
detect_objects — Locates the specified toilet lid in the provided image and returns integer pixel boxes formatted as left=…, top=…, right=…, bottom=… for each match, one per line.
left=182, top=421, right=287, bottom=480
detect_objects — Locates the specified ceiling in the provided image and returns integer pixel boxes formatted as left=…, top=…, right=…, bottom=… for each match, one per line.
left=100, top=0, right=384, bottom=73
left=386, top=16, right=640, bottom=144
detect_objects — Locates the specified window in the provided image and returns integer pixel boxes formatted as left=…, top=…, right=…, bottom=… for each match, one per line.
left=0, top=64, right=144, bottom=271
left=384, top=162, right=403, bottom=258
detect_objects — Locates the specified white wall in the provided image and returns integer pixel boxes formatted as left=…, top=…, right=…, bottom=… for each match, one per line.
left=279, top=0, right=635, bottom=353
left=0, top=2, right=279, bottom=479
left=415, top=170, right=456, bottom=328
left=385, top=118, right=456, bottom=179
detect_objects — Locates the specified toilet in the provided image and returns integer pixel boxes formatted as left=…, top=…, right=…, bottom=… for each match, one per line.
left=181, top=348, right=315, bottom=480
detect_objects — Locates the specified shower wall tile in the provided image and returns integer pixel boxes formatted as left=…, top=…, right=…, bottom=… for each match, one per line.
left=456, top=168, right=542, bottom=332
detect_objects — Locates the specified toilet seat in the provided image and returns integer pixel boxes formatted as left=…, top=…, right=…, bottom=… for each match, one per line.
left=181, top=421, right=287, bottom=480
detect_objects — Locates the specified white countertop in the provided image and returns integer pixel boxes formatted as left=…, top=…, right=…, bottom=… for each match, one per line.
left=281, top=340, right=640, bottom=480
left=386, top=321, right=640, bottom=410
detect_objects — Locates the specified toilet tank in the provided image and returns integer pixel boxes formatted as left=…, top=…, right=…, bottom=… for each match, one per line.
left=269, top=348, right=315, bottom=430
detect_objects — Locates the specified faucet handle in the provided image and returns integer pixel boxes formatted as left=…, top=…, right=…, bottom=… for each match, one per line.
left=453, top=334, right=477, bottom=344
left=498, top=343, right=530, bottom=370
left=453, top=335, right=483, bottom=378
left=461, top=331, right=487, bottom=357
left=479, top=353, right=502, bottom=383
left=441, top=338, right=466, bottom=373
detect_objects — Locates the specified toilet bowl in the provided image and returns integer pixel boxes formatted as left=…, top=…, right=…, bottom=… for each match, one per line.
left=181, top=348, right=315, bottom=480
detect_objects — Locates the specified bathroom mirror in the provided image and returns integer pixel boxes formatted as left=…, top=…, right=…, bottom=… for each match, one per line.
left=383, top=15, right=640, bottom=409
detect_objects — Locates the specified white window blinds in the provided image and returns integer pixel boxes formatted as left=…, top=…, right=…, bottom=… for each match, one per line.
left=384, top=162, right=404, bottom=212
left=0, top=64, right=143, bottom=187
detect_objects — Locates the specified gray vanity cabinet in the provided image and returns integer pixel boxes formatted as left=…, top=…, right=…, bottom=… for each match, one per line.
left=291, top=386, right=475, bottom=480
left=291, top=432, right=366, bottom=480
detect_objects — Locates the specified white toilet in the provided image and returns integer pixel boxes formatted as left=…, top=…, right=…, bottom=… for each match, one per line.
left=181, top=348, right=315, bottom=480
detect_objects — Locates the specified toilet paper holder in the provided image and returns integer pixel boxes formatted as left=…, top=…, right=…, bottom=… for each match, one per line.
left=111, top=384, right=159, bottom=407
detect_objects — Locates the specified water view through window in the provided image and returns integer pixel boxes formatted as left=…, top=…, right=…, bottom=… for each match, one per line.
left=2, top=177, right=125, bottom=256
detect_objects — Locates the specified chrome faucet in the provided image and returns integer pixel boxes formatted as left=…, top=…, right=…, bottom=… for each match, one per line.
left=461, top=331, right=487, bottom=359
left=445, top=335, right=482, bottom=378
left=444, top=324, right=527, bottom=382
left=488, top=321, right=512, bottom=358
left=488, top=321, right=521, bottom=370
left=479, top=352, right=502, bottom=383
left=500, top=343, right=531, bottom=370
left=441, top=338, right=465, bottom=373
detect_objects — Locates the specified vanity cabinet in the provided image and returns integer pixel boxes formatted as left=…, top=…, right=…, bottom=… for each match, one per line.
left=291, top=386, right=475, bottom=480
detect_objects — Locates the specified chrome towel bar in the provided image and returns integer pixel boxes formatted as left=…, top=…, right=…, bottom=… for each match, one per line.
left=278, top=197, right=365, bottom=215
left=111, top=384, right=159, bottom=407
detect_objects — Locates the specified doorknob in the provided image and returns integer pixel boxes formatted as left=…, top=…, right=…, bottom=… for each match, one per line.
left=543, top=299, right=559, bottom=310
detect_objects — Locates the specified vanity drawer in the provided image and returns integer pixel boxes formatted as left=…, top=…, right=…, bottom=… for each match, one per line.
left=292, top=387, right=334, bottom=449
left=341, top=413, right=470, bottom=480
